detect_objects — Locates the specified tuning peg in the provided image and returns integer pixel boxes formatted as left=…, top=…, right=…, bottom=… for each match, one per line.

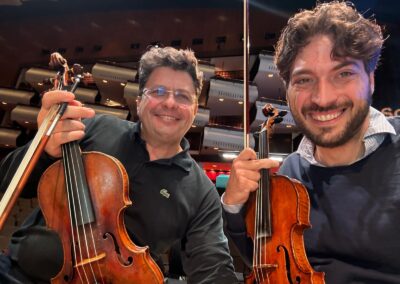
left=273, top=117, right=283, bottom=124
left=72, top=64, right=84, bottom=76
left=278, top=110, right=287, bottom=117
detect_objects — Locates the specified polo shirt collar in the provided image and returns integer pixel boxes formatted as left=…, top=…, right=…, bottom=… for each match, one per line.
left=132, top=121, right=192, bottom=172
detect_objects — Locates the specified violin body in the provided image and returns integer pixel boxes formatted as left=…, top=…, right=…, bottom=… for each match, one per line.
left=38, top=151, right=164, bottom=284
left=245, top=174, right=325, bottom=284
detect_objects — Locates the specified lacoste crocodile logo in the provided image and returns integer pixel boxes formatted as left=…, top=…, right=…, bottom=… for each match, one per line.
left=160, top=188, right=170, bottom=199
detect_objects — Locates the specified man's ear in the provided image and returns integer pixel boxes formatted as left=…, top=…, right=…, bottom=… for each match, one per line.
left=285, top=91, right=290, bottom=108
left=136, top=96, right=142, bottom=114
left=193, top=101, right=198, bottom=115
left=369, top=72, right=375, bottom=95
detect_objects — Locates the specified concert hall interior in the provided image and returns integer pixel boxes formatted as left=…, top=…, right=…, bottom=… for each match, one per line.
left=0, top=0, right=399, bottom=281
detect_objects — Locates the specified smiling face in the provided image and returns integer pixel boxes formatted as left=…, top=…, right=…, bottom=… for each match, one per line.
left=137, top=66, right=198, bottom=148
left=287, top=35, right=374, bottom=148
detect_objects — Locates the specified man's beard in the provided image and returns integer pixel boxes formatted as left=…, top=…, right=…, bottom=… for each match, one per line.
left=293, top=91, right=372, bottom=148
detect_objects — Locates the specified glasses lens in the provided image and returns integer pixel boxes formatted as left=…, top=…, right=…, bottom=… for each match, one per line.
left=174, top=90, right=193, bottom=105
left=152, top=87, right=168, bottom=98
left=144, top=87, right=195, bottom=106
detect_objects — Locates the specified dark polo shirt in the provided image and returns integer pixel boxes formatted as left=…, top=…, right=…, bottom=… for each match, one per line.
left=0, top=115, right=237, bottom=284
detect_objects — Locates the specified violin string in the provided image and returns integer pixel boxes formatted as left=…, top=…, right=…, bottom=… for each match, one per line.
left=255, top=175, right=262, bottom=283
left=254, top=187, right=259, bottom=283
left=261, top=130, right=267, bottom=277
left=260, top=133, right=265, bottom=272
left=57, top=81, right=87, bottom=283
left=61, top=74, right=98, bottom=283
left=258, top=130, right=268, bottom=283
left=71, top=145, right=105, bottom=283
left=66, top=142, right=99, bottom=283
left=62, top=143, right=87, bottom=283
left=259, top=173, right=265, bottom=283
left=58, top=75, right=102, bottom=283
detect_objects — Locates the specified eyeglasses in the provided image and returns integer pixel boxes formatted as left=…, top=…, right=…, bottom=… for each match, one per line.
left=142, top=86, right=196, bottom=106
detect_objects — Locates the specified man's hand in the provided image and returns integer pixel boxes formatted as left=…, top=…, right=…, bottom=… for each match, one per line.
left=224, top=148, right=280, bottom=205
left=38, top=90, right=95, bottom=158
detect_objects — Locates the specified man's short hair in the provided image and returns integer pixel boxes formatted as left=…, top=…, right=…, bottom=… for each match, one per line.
left=138, top=46, right=203, bottom=97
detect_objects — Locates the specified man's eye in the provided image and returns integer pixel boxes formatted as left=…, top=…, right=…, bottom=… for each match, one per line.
left=154, top=88, right=167, bottom=96
left=294, top=78, right=311, bottom=85
left=339, top=71, right=354, bottom=78
left=175, top=92, right=191, bottom=102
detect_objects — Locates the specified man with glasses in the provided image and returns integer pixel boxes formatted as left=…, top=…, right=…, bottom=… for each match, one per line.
left=0, top=47, right=238, bottom=283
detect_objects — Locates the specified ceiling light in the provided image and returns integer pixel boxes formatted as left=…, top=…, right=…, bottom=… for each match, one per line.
left=222, top=152, right=238, bottom=159
left=269, top=155, right=283, bottom=162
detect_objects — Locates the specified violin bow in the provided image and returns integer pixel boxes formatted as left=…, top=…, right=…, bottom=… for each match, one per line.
left=0, top=53, right=81, bottom=230
left=243, top=0, right=250, bottom=149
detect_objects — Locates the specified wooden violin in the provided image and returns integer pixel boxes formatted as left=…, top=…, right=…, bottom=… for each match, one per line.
left=240, top=0, right=325, bottom=281
left=1, top=53, right=164, bottom=283
left=41, top=53, right=164, bottom=283
left=244, top=105, right=325, bottom=284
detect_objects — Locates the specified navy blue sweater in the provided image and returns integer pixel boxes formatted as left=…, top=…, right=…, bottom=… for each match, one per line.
left=226, top=117, right=400, bottom=284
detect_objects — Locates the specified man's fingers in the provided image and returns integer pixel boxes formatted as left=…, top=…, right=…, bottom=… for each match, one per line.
left=49, top=130, right=85, bottom=149
left=232, top=167, right=261, bottom=184
left=235, top=148, right=257, bottom=161
left=233, top=148, right=280, bottom=170
left=41, top=90, right=75, bottom=109
left=60, top=105, right=95, bottom=120
left=253, top=158, right=280, bottom=170
left=44, top=129, right=86, bottom=158
left=55, top=130, right=86, bottom=145
left=233, top=156, right=279, bottom=172
left=225, top=148, right=280, bottom=205
left=52, top=119, right=86, bottom=134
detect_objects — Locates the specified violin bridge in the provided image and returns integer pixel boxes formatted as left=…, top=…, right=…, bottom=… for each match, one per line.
left=254, top=263, right=278, bottom=273
left=74, top=252, right=106, bottom=268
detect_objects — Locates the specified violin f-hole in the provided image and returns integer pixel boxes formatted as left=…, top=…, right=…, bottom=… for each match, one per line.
left=103, top=232, right=134, bottom=266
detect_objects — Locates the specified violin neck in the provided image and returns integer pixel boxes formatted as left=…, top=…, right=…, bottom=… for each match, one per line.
left=61, top=141, right=95, bottom=226
left=256, top=129, right=272, bottom=237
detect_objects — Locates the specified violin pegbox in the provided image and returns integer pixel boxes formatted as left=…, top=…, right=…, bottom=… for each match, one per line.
left=260, top=104, right=287, bottom=134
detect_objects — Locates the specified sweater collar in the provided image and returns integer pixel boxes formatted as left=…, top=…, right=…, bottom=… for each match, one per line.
left=296, top=107, right=395, bottom=166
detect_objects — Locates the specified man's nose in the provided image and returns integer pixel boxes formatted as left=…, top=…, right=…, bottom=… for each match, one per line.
left=311, top=80, right=337, bottom=107
left=163, top=92, right=178, bottom=106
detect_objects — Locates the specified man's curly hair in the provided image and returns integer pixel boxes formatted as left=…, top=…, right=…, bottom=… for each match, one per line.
left=275, top=1, right=385, bottom=86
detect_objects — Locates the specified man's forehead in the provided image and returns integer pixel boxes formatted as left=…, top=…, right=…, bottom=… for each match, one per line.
left=291, top=54, right=364, bottom=77
left=147, top=67, right=196, bottom=91
left=293, top=35, right=364, bottom=67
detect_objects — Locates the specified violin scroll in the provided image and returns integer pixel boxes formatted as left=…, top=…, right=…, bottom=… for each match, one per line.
left=49, top=52, right=94, bottom=88
left=260, top=104, right=287, bottom=136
